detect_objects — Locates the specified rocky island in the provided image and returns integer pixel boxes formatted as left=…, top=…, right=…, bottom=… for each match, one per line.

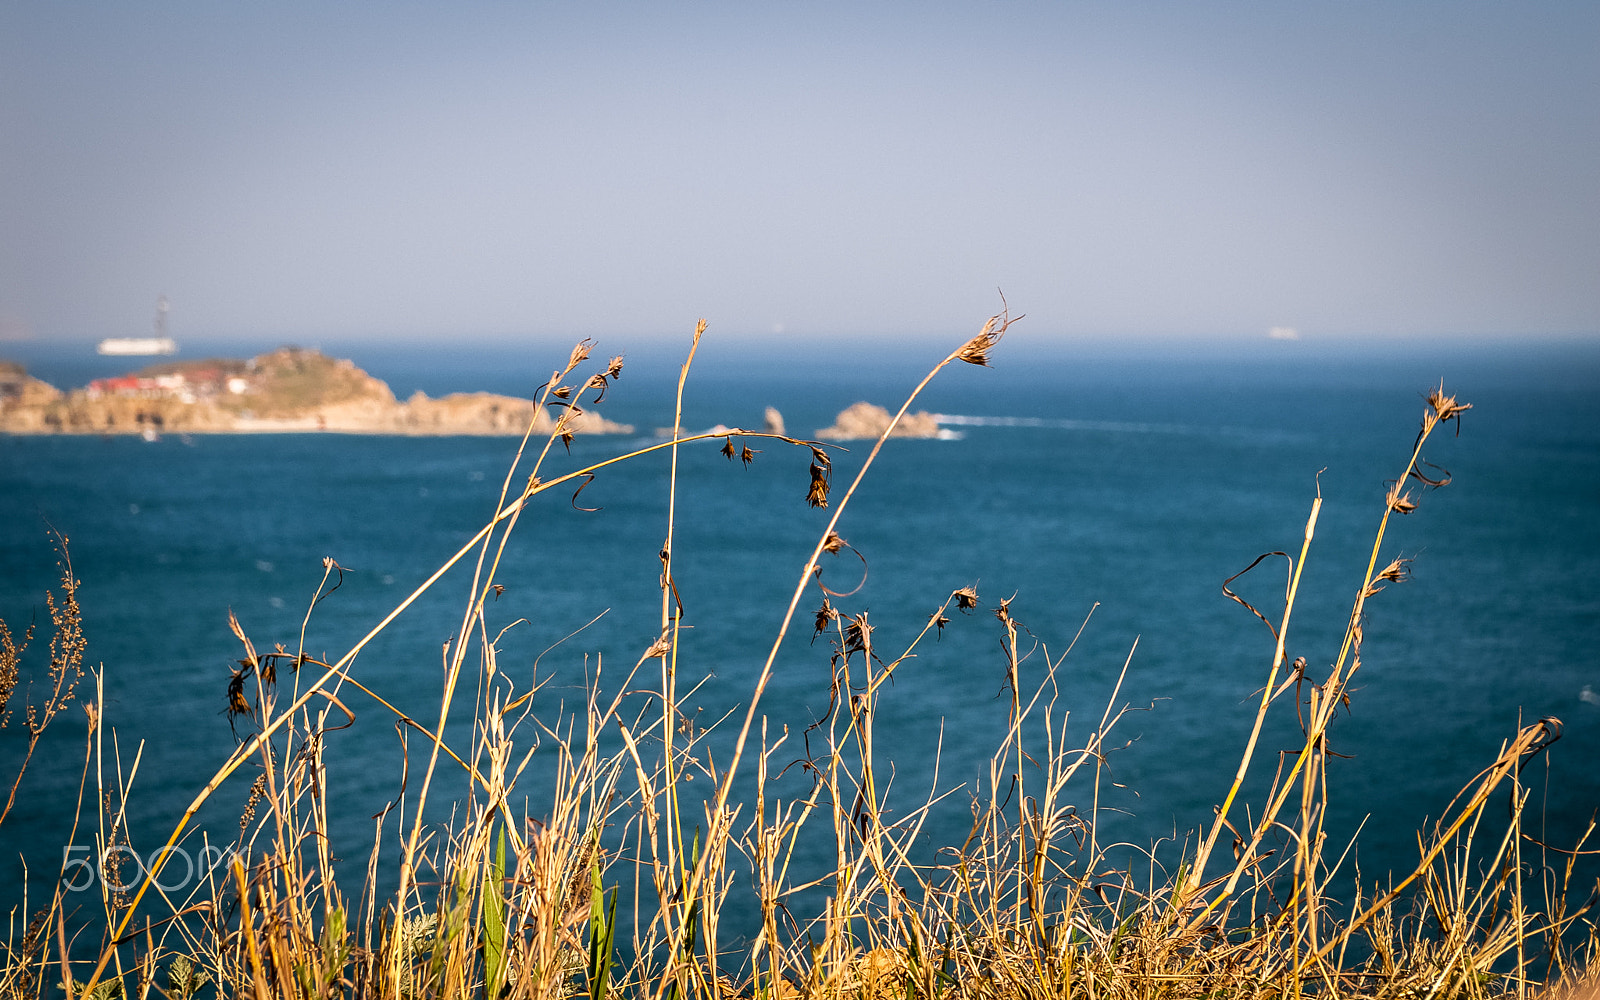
left=814, top=401, right=942, bottom=440
left=0, top=348, right=633, bottom=437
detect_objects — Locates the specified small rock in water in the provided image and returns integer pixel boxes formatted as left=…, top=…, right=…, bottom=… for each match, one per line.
left=815, top=402, right=941, bottom=440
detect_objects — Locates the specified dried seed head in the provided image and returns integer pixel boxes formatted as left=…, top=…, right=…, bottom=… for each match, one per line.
left=551, top=385, right=573, bottom=400
left=807, top=450, right=832, bottom=508
left=1425, top=383, right=1471, bottom=432
left=994, top=595, right=1014, bottom=625
left=566, top=339, right=595, bottom=372
left=1385, top=481, right=1417, bottom=514
left=644, top=633, right=672, bottom=659
left=953, top=585, right=979, bottom=611
left=956, top=296, right=1022, bottom=367
left=813, top=598, right=839, bottom=639
left=932, top=612, right=951, bottom=636
left=606, top=355, right=624, bottom=379
left=721, top=438, right=737, bottom=461
left=740, top=445, right=757, bottom=467
left=1363, top=557, right=1413, bottom=598
left=226, top=669, right=251, bottom=718
left=844, top=612, right=873, bottom=657
left=1374, top=557, right=1411, bottom=584
left=821, top=531, right=848, bottom=555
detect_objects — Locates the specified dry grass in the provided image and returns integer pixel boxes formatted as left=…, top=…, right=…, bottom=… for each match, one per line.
left=0, top=310, right=1594, bottom=1000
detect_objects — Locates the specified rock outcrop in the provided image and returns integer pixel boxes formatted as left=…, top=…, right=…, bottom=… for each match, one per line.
left=0, top=348, right=632, bottom=437
left=0, top=362, right=65, bottom=432
left=763, top=406, right=786, bottom=436
left=815, top=402, right=941, bottom=440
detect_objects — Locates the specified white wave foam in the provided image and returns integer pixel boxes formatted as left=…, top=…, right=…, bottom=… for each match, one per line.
left=932, top=413, right=1202, bottom=435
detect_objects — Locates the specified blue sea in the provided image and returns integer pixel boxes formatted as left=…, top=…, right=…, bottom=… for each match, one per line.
left=2, top=334, right=1598, bottom=928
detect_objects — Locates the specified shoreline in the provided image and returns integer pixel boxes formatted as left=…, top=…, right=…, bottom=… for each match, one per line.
left=0, top=348, right=635, bottom=438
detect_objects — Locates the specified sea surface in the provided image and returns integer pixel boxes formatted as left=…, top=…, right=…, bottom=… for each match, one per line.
left=2, top=335, right=1598, bottom=930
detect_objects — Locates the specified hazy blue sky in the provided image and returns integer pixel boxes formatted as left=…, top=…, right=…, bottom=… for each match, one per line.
left=1, top=2, right=1596, bottom=347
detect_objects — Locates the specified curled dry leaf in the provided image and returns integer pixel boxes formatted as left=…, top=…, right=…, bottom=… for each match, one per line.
left=1409, top=459, right=1452, bottom=488
left=584, top=372, right=612, bottom=402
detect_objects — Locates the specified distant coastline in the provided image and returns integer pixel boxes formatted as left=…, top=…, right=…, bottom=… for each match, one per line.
left=0, top=347, right=633, bottom=437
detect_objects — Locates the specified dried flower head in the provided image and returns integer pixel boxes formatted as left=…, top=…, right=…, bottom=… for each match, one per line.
left=994, top=595, right=1014, bottom=626
left=807, top=448, right=832, bottom=508
left=956, top=294, right=1022, bottom=367
left=932, top=612, right=952, bottom=636
left=740, top=445, right=757, bottom=467
left=644, top=633, right=672, bottom=660
left=226, top=668, right=251, bottom=718
left=606, top=355, right=624, bottom=379
left=1374, top=557, right=1411, bottom=585
left=813, top=598, right=840, bottom=639
left=566, top=339, right=595, bottom=372
left=1425, top=383, right=1471, bottom=433
left=721, top=438, right=737, bottom=461
left=1363, top=557, right=1413, bottom=598
left=1385, top=481, right=1417, bottom=515
left=953, top=585, right=979, bottom=611
left=844, top=612, right=873, bottom=658
left=821, top=531, right=848, bottom=555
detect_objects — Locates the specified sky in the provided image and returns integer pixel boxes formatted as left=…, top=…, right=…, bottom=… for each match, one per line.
left=1, top=2, right=1597, bottom=348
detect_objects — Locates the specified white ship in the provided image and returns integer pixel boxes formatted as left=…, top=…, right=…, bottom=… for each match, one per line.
left=97, top=296, right=178, bottom=356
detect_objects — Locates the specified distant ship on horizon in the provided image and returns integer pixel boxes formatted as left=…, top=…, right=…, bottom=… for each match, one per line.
left=97, top=295, right=178, bottom=356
